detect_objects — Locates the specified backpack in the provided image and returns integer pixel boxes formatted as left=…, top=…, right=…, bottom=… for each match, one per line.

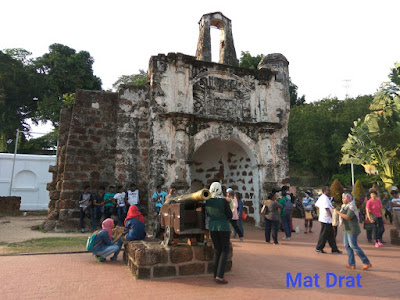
left=283, top=198, right=293, bottom=216
left=86, top=230, right=102, bottom=252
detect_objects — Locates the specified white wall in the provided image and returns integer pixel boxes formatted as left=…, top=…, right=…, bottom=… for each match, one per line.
left=0, top=153, right=56, bottom=210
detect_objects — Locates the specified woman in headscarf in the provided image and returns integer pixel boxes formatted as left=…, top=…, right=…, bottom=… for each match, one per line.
left=206, top=182, right=232, bottom=284
left=335, top=193, right=372, bottom=270
left=124, top=205, right=146, bottom=241
left=92, top=218, right=123, bottom=263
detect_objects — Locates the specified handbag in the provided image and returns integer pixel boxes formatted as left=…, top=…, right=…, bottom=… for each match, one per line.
left=241, top=211, right=248, bottom=220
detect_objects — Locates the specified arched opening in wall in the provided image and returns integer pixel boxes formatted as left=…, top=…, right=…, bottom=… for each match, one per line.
left=210, top=27, right=221, bottom=63
left=14, top=170, right=37, bottom=188
left=190, top=138, right=260, bottom=223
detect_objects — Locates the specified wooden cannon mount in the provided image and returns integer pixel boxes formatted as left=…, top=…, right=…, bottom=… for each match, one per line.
left=153, top=189, right=211, bottom=246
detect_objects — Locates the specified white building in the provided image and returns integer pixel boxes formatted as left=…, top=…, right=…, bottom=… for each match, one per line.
left=0, top=153, right=56, bottom=210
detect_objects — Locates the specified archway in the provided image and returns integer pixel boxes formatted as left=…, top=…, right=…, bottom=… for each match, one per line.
left=190, top=138, right=261, bottom=224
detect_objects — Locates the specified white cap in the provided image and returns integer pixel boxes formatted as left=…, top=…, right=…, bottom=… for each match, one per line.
left=391, top=186, right=398, bottom=191
left=226, top=188, right=233, bottom=193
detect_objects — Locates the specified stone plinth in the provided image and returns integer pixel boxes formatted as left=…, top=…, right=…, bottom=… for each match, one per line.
left=390, top=229, right=400, bottom=245
left=0, top=196, right=21, bottom=215
left=123, top=239, right=233, bottom=280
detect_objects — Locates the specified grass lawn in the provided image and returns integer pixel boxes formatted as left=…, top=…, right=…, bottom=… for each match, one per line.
left=0, top=237, right=87, bottom=255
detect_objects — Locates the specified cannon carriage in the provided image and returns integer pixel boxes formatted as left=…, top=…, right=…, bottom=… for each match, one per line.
left=154, top=189, right=211, bottom=246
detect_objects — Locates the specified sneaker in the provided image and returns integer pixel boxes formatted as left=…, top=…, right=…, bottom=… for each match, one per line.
left=346, top=265, right=356, bottom=270
left=274, top=242, right=280, bottom=245
left=282, top=237, right=291, bottom=240
left=96, top=256, right=105, bottom=263
left=332, top=250, right=342, bottom=254
left=266, top=241, right=272, bottom=244
left=377, top=240, right=383, bottom=246
left=309, top=230, right=313, bottom=233
left=304, top=231, right=308, bottom=234
left=363, top=264, right=372, bottom=270
left=375, top=242, right=380, bottom=248
left=315, top=249, right=326, bottom=254
left=239, top=238, right=244, bottom=242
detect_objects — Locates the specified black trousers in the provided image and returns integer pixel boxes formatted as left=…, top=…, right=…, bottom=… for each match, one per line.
left=230, top=220, right=243, bottom=238
left=316, top=222, right=339, bottom=252
left=265, top=218, right=279, bottom=244
left=210, top=231, right=230, bottom=279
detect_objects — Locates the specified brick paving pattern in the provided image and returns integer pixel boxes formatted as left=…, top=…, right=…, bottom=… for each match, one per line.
left=0, top=219, right=398, bottom=299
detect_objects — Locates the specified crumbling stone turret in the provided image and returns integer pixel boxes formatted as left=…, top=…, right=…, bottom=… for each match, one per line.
left=195, top=12, right=238, bottom=67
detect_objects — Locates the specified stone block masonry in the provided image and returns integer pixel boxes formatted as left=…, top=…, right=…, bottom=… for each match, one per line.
left=45, top=12, right=290, bottom=230
left=123, top=240, right=233, bottom=280
left=0, top=196, right=21, bottom=215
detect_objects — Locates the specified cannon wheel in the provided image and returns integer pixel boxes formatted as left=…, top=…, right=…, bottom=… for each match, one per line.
left=153, top=221, right=161, bottom=238
left=163, top=225, right=174, bottom=246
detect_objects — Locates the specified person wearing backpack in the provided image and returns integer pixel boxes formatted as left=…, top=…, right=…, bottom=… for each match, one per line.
left=279, top=191, right=293, bottom=240
left=92, top=218, right=123, bottom=263
left=262, top=193, right=283, bottom=244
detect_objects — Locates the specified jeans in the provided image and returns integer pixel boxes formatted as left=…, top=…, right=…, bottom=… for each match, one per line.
left=79, top=207, right=90, bottom=229
left=265, top=218, right=279, bottom=244
left=230, top=220, right=243, bottom=238
left=373, top=217, right=385, bottom=242
left=234, top=217, right=244, bottom=238
left=95, top=239, right=123, bottom=260
left=116, top=206, right=126, bottom=226
left=316, top=222, right=339, bottom=252
left=281, top=215, right=291, bottom=238
left=343, top=232, right=370, bottom=266
left=92, top=206, right=103, bottom=230
left=210, top=231, right=230, bottom=279
left=104, top=206, right=114, bottom=219
left=366, top=228, right=373, bottom=241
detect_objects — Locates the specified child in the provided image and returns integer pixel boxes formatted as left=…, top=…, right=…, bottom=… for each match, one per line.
left=79, top=185, right=93, bottom=233
left=114, top=185, right=127, bottom=226
left=152, top=185, right=167, bottom=215
left=104, top=186, right=116, bottom=219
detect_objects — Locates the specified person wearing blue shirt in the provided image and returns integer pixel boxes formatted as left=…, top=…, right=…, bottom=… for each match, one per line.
left=152, top=185, right=168, bottom=214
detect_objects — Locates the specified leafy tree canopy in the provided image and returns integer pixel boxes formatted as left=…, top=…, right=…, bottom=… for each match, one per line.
left=112, top=69, right=147, bottom=89
left=341, top=63, right=400, bottom=191
left=34, top=43, right=102, bottom=127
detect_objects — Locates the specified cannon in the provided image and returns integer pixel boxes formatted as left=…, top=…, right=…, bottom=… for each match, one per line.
left=154, top=189, right=211, bottom=246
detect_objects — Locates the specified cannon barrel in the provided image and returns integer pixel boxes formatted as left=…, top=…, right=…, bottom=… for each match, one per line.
left=164, top=188, right=211, bottom=204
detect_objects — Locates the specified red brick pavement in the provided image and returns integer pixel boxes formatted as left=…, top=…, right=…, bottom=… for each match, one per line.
left=0, top=219, right=399, bottom=300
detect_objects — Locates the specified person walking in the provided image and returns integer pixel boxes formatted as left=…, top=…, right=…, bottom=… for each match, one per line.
left=302, top=190, right=314, bottom=233
left=279, top=191, right=293, bottom=240
left=226, top=188, right=243, bottom=241
left=262, top=193, right=283, bottom=244
left=366, top=190, right=385, bottom=247
left=335, top=193, right=372, bottom=270
left=315, top=186, right=342, bottom=254
left=206, top=182, right=232, bottom=284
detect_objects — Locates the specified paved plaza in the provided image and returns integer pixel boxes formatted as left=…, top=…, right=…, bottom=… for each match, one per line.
left=0, top=218, right=398, bottom=300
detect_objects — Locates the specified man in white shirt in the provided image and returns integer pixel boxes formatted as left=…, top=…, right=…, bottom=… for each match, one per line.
left=315, top=186, right=342, bottom=254
left=127, top=183, right=140, bottom=211
left=114, top=185, right=127, bottom=226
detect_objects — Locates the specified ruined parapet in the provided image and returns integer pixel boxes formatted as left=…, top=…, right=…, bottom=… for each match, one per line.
left=195, top=12, right=238, bottom=66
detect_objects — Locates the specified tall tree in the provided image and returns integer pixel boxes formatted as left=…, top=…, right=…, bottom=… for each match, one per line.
left=0, top=50, right=40, bottom=152
left=34, top=43, right=102, bottom=127
left=341, top=63, right=400, bottom=191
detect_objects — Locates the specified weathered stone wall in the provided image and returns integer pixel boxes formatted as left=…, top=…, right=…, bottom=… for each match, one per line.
left=0, top=196, right=21, bottom=214
left=45, top=91, right=119, bottom=230
left=46, top=13, right=290, bottom=229
left=124, top=240, right=232, bottom=279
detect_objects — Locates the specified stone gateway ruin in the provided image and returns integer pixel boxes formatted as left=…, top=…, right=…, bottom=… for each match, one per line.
left=44, top=12, right=290, bottom=231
